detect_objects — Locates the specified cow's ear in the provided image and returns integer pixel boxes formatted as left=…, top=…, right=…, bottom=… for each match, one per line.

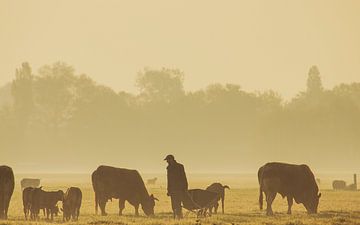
left=318, top=193, right=321, bottom=198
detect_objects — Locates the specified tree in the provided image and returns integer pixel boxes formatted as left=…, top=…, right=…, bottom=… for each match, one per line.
left=136, top=68, right=185, bottom=103
left=11, top=62, right=34, bottom=129
left=306, top=65, right=323, bottom=95
left=34, top=62, right=77, bottom=133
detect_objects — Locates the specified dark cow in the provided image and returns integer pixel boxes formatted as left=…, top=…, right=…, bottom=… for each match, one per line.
left=92, top=165, right=158, bottom=216
left=62, top=187, right=82, bottom=221
left=0, top=165, right=15, bottom=220
left=21, top=178, right=40, bottom=190
left=182, top=189, right=219, bottom=217
left=31, top=187, right=64, bottom=221
left=258, top=162, right=321, bottom=215
left=332, top=180, right=346, bottom=190
left=206, top=183, right=230, bottom=214
left=23, top=187, right=35, bottom=220
left=23, top=187, right=59, bottom=220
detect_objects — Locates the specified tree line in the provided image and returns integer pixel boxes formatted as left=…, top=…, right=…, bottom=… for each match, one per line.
left=1, top=62, right=359, bottom=172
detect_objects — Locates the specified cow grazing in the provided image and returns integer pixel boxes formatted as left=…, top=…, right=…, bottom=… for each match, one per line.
left=31, top=187, right=64, bottom=221
left=258, top=162, right=321, bottom=215
left=63, top=187, right=82, bottom=221
left=0, top=165, right=15, bottom=220
left=21, top=178, right=40, bottom=190
left=206, top=183, right=230, bottom=214
left=92, top=165, right=158, bottom=216
left=147, top=177, right=157, bottom=185
left=332, top=180, right=346, bottom=190
left=182, top=189, right=219, bottom=217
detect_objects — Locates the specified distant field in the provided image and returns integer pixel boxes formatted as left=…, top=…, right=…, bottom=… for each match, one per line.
left=3, top=174, right=360, bottom=225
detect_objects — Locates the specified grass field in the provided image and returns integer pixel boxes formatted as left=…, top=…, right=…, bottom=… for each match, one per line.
left=2, top=173, right=360, bottom=225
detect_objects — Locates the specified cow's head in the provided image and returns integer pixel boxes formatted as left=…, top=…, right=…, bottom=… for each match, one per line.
left=61, top=204, right=71, bottom=221
left=304, top=192, right=321, bottom=214
left=141, top=194, right=158, bottom=216
left=57, top=190, right=65, bottom=201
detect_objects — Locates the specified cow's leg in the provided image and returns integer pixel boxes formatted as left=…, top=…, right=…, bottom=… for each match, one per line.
left=265, top=191, right=276, bottom=216
left=99, top=198, right=107, bottom=216
left=71, top=207, right=76, bottom=220
left=24, top=205, right=28, bottom=220
left=287, top=196, right=293, bottom=214
left=4, top=194, right=11, bottom=220
left=214, top=202, right=219, bottom=214
left=76, top=207, right=80, bottom=220
left=119, top=199, right=125, bottom=215
left=50, top=210, right=54, bottom=221
left=134, top=204, right=139, bottom=216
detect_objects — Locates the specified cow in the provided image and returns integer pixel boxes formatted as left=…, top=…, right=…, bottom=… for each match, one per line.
left=62, top=187, right=82, bottom=221
left=20, top=178, right=40, bottom=190
left=258, top=162, right=321, bottom=215
left=206, top=183, right=230, bottom=214
left=30, top=187, right=64, bottom=221
left=332, top=180, right=346, bottom=190
left=182, top=189, right=219, bottom=217
left=92, top=165, right=158, bottom=216
left=147, top=177, right=157, bottom=185
left=23, top=187, right=60, bottom=220
left=23, top=187, right=35, bottom=220
left=0, top=165, right=15, bottom=220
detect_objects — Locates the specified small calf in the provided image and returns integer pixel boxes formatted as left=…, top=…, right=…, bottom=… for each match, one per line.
left=206, top=183, right=230, bottom=214
left=62, top=187, right=82, bottom=221
left=31, top=187, right=64, bottom=221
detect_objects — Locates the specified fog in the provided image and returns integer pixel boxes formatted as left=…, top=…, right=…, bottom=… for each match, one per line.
left=1, top=0, right=360, bottom=175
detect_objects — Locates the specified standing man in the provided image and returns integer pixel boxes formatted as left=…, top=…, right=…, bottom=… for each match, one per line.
left=164, top=154, right=188, bottom=219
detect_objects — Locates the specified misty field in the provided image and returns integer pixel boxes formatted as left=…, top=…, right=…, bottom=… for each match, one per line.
left=3, top=174, right=360, bottom=225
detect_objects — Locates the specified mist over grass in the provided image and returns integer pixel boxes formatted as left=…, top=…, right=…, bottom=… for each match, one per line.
left=1, top=62, right=360, bottom=173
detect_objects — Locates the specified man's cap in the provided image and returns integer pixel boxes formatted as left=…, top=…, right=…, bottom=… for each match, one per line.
left=164, top=154, right=175, bottom=161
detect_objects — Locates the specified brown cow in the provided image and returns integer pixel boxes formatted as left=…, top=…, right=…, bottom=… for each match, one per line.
left=92, top=165, right=158, bottom=216
left=22, top=187, right=35, bottom=220
left=30, top=187, right=64, bottom=221
left=258, top=162, right=321, bottom=215
left=0, top=165, right=15, bottom=220
left=182, top=189, right=219, bottom=217
left=62, top=187, right=82, bottom=221
left=206, top=183, right=230, bottom=214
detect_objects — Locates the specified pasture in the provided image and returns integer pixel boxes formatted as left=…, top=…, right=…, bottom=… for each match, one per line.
left=3, top=173, right=360, bottom=225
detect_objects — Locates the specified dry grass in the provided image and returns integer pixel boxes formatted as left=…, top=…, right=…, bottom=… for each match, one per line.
left=2, top=174, right=360, bottom=225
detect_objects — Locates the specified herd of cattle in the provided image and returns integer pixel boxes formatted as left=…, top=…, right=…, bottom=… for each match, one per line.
left=0, top=163, right=358, bottom=221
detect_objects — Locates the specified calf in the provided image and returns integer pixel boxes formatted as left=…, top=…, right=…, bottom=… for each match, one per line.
left=206, top=183, right=230, bottom=214
left=22, top=187, right=35, bottom=220
left=31, top=188, right=64, bottom=221
left=62, top=187, right=82, bottom=221
left=183, top=189, right=220, bottom=217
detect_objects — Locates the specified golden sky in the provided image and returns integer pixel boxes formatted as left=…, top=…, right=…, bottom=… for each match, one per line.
left=1, top=0, right=360, bottom=98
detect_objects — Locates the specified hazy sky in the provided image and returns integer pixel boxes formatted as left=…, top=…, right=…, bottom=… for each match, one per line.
left=1, top=0, right=360, bottom=98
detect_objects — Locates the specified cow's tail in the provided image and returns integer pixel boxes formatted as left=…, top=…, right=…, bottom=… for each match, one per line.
left=221, top=185, right=230, bottom=214
left=259, top=184, right=263, bottom=210
left=223, top=185, right=230, bottom=189
left=94, top=191, right=98, bottom=214
left=258, top=166, right=264, bottom=210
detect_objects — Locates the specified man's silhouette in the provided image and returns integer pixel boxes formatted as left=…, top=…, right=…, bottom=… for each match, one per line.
left=164, top=154, right=188, bottom=219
